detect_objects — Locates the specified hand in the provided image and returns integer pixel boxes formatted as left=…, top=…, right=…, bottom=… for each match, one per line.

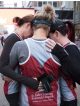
left=38, top=81, right=44, bottom=92
left=2, top=76, right=12, bottom=82
left=38, top=73, right=54, bottom=93
left=46, top=39, right=56, bottom=52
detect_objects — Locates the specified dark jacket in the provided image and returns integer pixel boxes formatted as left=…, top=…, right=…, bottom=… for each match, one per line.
left=0, top=33, right=38, bottom=89
left=52, top=43, right=80, bottom=84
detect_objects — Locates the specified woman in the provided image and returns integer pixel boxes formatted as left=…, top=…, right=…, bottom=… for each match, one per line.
left=46, top=19, right=80, bottom=106
left=60, top=20, right=77, bottom=106
left=10, top=5, right=61, bottom=106
left=0, top=15, right=38, bottom=106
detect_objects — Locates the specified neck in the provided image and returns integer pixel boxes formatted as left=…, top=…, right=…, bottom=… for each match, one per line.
left=15, top=28, right=24, bottom=39
left=59, top=35, right=70, bottom=46
left=32, top=28, right=47, bottom=40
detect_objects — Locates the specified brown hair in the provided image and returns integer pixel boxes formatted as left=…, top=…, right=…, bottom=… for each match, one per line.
left=64, top=21, right=75, bottom=42
left=13, top=16, right=20, bottom=23
left=17, top=14, right=34, bottom=27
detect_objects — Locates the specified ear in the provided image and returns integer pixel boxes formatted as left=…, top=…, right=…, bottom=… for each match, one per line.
left=24, top=22, right=30, bottom=28
left=54, top=31, right=59, bottom=38
left=27, top=22, right=31, bottom=26
left=49, top=33, right=53, bottom=38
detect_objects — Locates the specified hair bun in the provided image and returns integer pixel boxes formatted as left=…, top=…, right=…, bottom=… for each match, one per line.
left=43, top=4, right=53, bottom=14
left=43, top=4, right=55, bottom=20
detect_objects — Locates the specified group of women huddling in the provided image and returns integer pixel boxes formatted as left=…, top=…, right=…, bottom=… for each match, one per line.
left=0, top=4, right=80, bottom=106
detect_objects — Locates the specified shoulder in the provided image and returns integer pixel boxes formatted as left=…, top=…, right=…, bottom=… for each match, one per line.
left=65, top=42, right=78, bottom=50
left=11, top=40, right=29, bottom=63
left=4, top=33, right=20, bottom=47
left=65, top=42, right=80, bottom=56
left=13, top=40, right=28, bottom=50
left=5, top=33, right=19, bottom=42
left=15, top=40, right=26, bottom=46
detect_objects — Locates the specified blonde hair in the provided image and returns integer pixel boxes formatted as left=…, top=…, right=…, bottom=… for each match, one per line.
left=43, top=4, right=55, bottom=20
left=34, top=4, right=55, bottom=21
left=32, top=4, right=55, bottom=32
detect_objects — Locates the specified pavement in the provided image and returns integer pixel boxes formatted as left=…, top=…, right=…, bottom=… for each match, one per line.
left=0, top=42, right=9, bottom=106
left=0, top=75, right=9, bottom=106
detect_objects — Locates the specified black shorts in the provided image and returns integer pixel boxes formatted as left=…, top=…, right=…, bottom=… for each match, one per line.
left=60, top=99, right=77, bottom=106
left=5, top=92, right=19, bottom=106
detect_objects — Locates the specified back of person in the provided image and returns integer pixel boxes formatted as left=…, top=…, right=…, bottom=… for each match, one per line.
left=0, top=14, right=34, bottom=106
left=17, top=38, right=61, bottom=106
left=9, top=4, right=62, bottom=106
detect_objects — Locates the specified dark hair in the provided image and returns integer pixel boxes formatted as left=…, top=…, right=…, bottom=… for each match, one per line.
left=64, top=21, right=75, bottom=42
left=13, top=16, right=20, bottom=23
left=50, top=19, right=67, bottom=36
left=17, top=15, right=34, bottom=27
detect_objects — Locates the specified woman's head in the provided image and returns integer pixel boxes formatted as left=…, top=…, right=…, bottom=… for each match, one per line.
left=50, top=19, right=67, bottom=36
left=50, top=19, right=67, bottom=42
left=16, top=15, right=34, bottom=39
left=32, top=4, right=55, bottom=36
